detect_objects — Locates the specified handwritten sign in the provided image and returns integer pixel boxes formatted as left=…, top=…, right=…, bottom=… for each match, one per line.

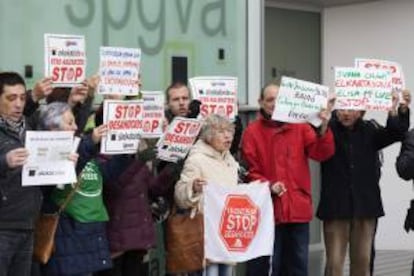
left=355, top=58, right=405, bottom=91
left=141, top=91, right=165, bottom=138
left=272, top=76, right=328, bottom=127
left=189, top=77, right=238, bottom=121
left=22, top=131, right=77, bottom=186
left=44, top=34, right=86, bottom=87
left=335, top=67, right=392, bottom=111
left=98, top=47, right=141, bottom=95
left=101, top=100, right=143, bottom=154
left=156, top=117, right=202, bottom=162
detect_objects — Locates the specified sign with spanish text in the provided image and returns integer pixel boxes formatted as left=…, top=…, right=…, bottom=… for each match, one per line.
left=141, top=91, right=165, bottom=138
left=22, top=131, right=77, bottom=186
left=156, top=117, right=202, bottom=162
left=334, top=67, right=392, bottom=111
left=101, top=100, right=143, bottom=155
left=272, top=76, right=329, bottom=127
left=44, top=34, right=86, bottom=87
left=189, top=77, right=238, bottom=121
left=355, top=58, right=405, bottom=91
left=98, top=47, right=141, bottom=95
left=204, top=183, right=274, bottom=262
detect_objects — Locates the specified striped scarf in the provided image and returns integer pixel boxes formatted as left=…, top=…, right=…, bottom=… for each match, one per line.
left=0, top=116, right=26, bottom=140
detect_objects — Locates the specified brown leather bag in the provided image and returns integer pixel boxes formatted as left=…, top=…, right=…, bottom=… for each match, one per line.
left=166, top=207, right=204, bottom=273
left=33, top=181, right=81, bottom=264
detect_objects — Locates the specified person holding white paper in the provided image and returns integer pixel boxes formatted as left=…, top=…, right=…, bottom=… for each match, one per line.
left=0, top=72, right=42, bottom=276
left=174, top=114, right=239, bottom=276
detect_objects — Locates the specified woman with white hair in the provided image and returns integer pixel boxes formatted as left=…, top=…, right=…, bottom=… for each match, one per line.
left=174, top=114, right=239, bottom=276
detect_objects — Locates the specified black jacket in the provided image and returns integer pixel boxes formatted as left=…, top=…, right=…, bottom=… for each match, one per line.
left=317, top=109, right=409, bottom=219
left=396, top=129, right=414, bottom=180
left=0, top=122, right=42, bottom=230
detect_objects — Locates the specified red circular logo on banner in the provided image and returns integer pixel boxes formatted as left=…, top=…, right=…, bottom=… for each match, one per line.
left=219, top=194, right=260, bottom=252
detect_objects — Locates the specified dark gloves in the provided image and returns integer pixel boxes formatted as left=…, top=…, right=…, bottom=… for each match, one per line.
left=404, top=199, right=414, bottom=232
left=188, top=99, right=202, bottom=118
left=136, top=146, right=157, bottom=163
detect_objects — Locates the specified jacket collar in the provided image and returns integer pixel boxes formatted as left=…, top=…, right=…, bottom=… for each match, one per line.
left=258, top=109, right=291, bottom=133
left=191, top=139, right=230, bottom=161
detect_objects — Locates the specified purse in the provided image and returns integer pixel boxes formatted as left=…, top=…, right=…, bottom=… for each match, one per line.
left=33, top=181, right=81, bottom=264
left=166, top=206, right=204, bottom=273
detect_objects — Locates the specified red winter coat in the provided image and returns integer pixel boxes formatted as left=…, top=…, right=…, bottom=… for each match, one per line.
left=241, top=116, right=334, bottom=224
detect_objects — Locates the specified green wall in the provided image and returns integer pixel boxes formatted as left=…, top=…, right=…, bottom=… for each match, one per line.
left=0, top=0, right=247, bottom=103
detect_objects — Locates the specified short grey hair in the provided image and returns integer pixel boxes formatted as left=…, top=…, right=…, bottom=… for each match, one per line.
left=38, top=102, right=72, bottom=130
left=199, top=114, right=235, bottom=143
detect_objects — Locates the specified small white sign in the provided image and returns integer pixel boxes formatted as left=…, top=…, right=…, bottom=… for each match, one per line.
left=44, top=34, right=86, bottom=87
left=22, top=131, right=77, bottom=186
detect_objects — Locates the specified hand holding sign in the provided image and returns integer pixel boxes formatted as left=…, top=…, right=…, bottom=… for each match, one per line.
left=92, top=124, right=108, bottom=144
left=270, top=181, right=287, bottom=197
left=6, top=148, right=29, bottom=168
left=32, top=77, right=53, bottom=102
left=400, top=89, right=411, bottom=113
left=193, top=178, right=207, bottom=193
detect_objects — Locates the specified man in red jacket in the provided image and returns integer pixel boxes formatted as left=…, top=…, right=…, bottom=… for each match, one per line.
left=242, top=81, right=335, bottom=276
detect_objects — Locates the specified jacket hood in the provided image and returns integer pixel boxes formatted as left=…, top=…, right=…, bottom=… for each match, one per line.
left=189, top=139, right=232, bottom=161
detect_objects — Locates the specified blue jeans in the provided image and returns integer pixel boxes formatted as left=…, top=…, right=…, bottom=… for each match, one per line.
left=272, top=223, right=309, bottom=276
left=0, top=230, right=33, bottom=276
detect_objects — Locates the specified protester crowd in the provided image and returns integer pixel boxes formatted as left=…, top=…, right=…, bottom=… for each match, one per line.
left=0, top=70, right=413, bottom=276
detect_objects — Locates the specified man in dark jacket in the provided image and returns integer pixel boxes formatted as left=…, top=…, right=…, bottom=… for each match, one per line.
left=396, top=127, right=414, bottom=276
left=0, top=72, right=42, bottom=276
left=318, top=90, right=410, bottom=276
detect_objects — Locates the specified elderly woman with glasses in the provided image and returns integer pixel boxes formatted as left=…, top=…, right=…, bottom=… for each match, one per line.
left=174, top=114, right=239, bottom=276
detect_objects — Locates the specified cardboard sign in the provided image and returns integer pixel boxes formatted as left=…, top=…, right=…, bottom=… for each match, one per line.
left=355, top=58, right=405, bottom=91
left=204, top=183, right=274, bottom=262
left=101, top=100, right=143, bottom=154
left=156, top=117, right=202, bottom=162
left=22, top=131, right=77, bottom=186
left=334, top=67, right=392, bottom=111
left=272, top=76, right=329, bottom=127
left=44, top=34, right=86, bottom=87
left=189, top=77, right=238, bottom=121
left=98, top=47, right=141, bottom=95
left=141, top=91, right=165, bottom=138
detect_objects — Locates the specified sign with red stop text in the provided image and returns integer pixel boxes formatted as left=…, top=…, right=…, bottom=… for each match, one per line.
left=156, top=117, right=202, bottom=162
left=141, top=91, right=165, bottom=138
left=355, top=58, right=405, bottom=92
left=101, top=100, right=143, bottom=154
left=204, top=183, right=274, bottom=262
left=189, top=76, right=238, bottom=121
left=334, top=67, right=392, bottom=111
left=44, top=34, right=86, bottom=87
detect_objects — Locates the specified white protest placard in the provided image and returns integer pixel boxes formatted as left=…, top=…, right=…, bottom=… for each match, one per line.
left=189, top=76, right=238, bottom=121
left=98, top=47, right=141, bottom=95
left=101, top=100, right=143, bottom=155
left=22, top=131, right=77, bottom=186
left=141, top=91, right=165, bottom=138
left=204, top=183, right=274, bottom=263
left=156, top=117, right=202, bottom=162
left=272, top=76, right=328, bottom=127
left=334, top=67, right=392, bottom=111
left=44, top=34, right=86, bottom=87
left=355, top=58, right=405, bottom=91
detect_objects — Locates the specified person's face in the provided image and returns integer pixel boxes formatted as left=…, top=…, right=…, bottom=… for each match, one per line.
left=0, top=84, right=26, bottom=122
left=336, top=109, right=363, bottom=128
left=167, top=86, right=190, bottom=117
left=259, top=85, right=279, bottom=116
left=209, top=126, right=234, bottom=153
left=60, top=110, right=78, bottom=132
